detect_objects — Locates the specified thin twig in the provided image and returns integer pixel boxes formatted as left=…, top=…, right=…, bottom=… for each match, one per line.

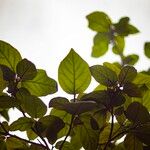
left=19, top=103, right=50, bottom=150
left=59, top=94, right=76, bottom=150
left=0, top=123, right=46, bottom=149
left=59, top=113, right=74, bottom=149
left=104, top=108, right=114, bottom=150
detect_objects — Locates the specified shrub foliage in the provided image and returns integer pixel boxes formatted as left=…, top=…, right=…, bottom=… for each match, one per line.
left=0, top=11, right=150, bottom=150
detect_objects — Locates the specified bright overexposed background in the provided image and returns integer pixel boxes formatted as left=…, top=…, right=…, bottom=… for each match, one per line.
left=0, top=0, right=150, bottom=144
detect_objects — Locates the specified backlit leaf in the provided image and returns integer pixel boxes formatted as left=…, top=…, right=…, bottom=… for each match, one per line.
left=55, top=141, right=74, bottom=150
left=26, top=129, right=38, bottom=140
left=112, top=36, right=125, bottom=55
left=0, top=96, right=18, bottom=109
left=50, top=108, right=71, bottom=139
left=124, top=133, right=143, bottom=150
left=133, top=122, right=150, bottom=145
left=58, top=49, right=91, bottom=94
left=90, top=65, right=117, bottom=86
left=144, top=42, right=150, bottom=58
left=92, top=33, right=109, bottom=57
left=126, top=102, right=150, bottom=124
left=103, top=62, right=120, bottom=75
left=22, top=69, right=57, bottom=96
left=6, top=137, right=28, bottom=149
left=34, top=115, right=65, bottom=144
left=72, top=113, right=99, bottom=150
left=114, top=17, right=139, bottom=36
left=99, top=123, right=121, bottom=143
left=133, top=73, right=150, bottom=88
left=10, top=117, right=34, bottom=131
left=123, top=54, right=139, bottom=65
left=16, top=59, right=37, bottom=81
left=0, top=40, right=22, bottom=72
left=123, top=82, right=142, bottom=97
left=119, top=66, right=137, bottom=84
left=0, top=140, right=7, bottom=150
left=0, top=69, right=7, bottom=92
left=16, top=88, right=47, bottom=118
left=0, top=65, right=15, bottom=81
left=86, top=11, right=111, bottom=32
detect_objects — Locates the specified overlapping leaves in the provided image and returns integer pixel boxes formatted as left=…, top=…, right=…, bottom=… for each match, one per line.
left=87, top=11, right=139, bottom=58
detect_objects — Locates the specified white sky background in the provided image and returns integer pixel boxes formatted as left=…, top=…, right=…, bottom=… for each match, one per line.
left=0, top=0, right=150, bottom=142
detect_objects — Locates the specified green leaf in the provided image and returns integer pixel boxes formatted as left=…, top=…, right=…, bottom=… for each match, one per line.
left=114, top=17, right=129, bottom=36
left=114, top=17, right=139, bottom=36
left=0, top=121, right=9, bottom=132
left=0, top=40, right=22, bottom=72
left=90, top=65, right=118, bottom=86
left=142, top=90, right=150, bottom=111
left=70, top=132, right=82, bottom=150
left=86, top=11, right=111, bottom=32
left=126, top=102, right=150, bottom=124
left=49, top=97, right=97, bottom=115
left=119, top=66, right=137, bottom=84
left=92, top=33, right=109, bottom=57
left=30, top=144, right=46, bottom=150
left=16, top=88, right=47, bottom=118
left=81, top=90, right=108, bottom=108
left=50, top=108, right=71, bottom=139
left=113, top=143, right=125, bottom=150
left=0, top=65, right=15, bottom=81
left=34, top=115, right=65, bottom=144
left=124, top=133, right=143, bottom=150
left=81, top=90, right=125, bottom=108
left=58, top=49, right=91, bottom=94
left=55, top=141, right=74, bottom=150
left=94, top=84, right=107, bottom=91
left=6, top=137, right=28, bottom=149
left=144, top=42, right=150, bottom=58
left=90, top=116, right=99, bottom=130
left=123, top=82, right=142, bottom=97
left=0, top=109, right=9, bottom=121
left=133, top=73, right=150, bottom=88
left=0, top=69, right=7, bottom=92
left=115, top=107, right=126, bottom=125
left=103, top=62, right=121, bottom=75
left=127, top=24, right=139, bottom=34
left=133, top=122, right=150, bottom=145
left=73, top=113, right=99, bottom=150
left=9, top=117, right=34, bottom=131
left=123, top=54, right=139, bottom=65
left=0, top=140, right=7, bottom=150
left=16, top=58, right=37, bottom=81
left=21, top=69, right=57, bottom=96
left=99, top=123, right=121, bottom=143
left=0, top=96, right=18, bottom=109
left=109, top=90, right=126, bottom=107
left=26, top=129, right=38, bottom=140
left=112, top=36, right=125, bottom=55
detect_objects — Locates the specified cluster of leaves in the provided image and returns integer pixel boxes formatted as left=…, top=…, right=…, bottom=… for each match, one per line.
left=0, top=11, right=150, bottom=150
